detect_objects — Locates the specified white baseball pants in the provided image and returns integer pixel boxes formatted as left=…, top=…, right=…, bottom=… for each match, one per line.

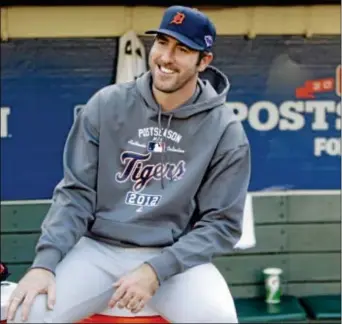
left=8, top=236, right=238, bottom=323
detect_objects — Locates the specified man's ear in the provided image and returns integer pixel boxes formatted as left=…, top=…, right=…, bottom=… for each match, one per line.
left=198, top=52, right=213, bottom=72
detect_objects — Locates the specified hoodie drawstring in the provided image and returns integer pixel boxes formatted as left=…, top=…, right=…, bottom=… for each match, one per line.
left=157, top=107, right=173, bottom=189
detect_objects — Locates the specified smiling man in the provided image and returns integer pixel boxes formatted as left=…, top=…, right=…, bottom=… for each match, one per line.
left=7, top=6, right=250, bottom=323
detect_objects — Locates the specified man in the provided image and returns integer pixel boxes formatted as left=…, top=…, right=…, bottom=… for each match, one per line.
left=7, top=5, right=250, bottom=323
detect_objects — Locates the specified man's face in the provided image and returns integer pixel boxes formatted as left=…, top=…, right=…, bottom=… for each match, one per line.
left=149, top=34, right=210, bottom=93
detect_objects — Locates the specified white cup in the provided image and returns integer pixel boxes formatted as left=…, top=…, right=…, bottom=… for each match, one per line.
left=262, top=267, right=283, bottom=304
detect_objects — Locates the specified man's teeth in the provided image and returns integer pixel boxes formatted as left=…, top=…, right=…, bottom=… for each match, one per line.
left=160, top=66, right=175, bottom=74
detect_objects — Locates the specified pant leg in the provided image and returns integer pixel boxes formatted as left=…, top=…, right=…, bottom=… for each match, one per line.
left=150, top=263, right=238, bottom=323
left=9, top=237, right=116, bottom=323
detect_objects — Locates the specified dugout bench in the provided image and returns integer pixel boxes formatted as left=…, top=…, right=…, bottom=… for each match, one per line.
left=215, top=195, right=341, bottom=323
left=1, top=195, right=341, bottom=323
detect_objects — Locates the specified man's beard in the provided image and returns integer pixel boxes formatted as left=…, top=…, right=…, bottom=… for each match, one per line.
left=152, top=69, right=197, bottom=94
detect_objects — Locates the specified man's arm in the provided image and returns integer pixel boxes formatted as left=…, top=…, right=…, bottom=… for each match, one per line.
left=31, top=91, right=101, bottom=275
left=146, top=121, right=251, bottom=284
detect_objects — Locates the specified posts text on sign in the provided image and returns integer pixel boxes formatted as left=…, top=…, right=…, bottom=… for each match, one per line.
left=228, top=100, right=341, bottom=157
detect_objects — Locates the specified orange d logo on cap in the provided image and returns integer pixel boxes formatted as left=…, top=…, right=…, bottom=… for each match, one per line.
left=170, top=12, right=185, bottom=24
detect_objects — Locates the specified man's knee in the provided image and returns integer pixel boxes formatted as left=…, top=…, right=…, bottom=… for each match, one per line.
left=7, top=295, right=48, bottom=324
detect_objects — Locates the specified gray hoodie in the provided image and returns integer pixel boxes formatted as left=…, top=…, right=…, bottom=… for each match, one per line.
left=32, top=66, right=251, bottom=284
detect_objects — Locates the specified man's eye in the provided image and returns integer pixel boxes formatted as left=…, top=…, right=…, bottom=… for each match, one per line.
left=178, top=47, right=189, bottom=53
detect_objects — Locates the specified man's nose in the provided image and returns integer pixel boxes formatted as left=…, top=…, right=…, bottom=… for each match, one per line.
left=159, top=49, right=174, bottom=64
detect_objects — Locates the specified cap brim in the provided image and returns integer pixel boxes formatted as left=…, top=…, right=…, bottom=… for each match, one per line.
left=145, top=28, right=204, bottom=51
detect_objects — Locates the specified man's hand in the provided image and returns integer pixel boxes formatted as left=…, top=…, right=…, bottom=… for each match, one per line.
left=6, top=268, right=56, bottom=322
left=108, top=263, right=159, bottom=314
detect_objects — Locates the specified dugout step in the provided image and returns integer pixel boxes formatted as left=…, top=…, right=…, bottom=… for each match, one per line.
left=300, top=294, right=341, bottom=320
left=235, top=295, right=307, bottom=323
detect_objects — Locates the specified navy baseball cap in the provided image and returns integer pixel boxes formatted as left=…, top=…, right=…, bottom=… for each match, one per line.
left=145, top=6, right=216, bottom=52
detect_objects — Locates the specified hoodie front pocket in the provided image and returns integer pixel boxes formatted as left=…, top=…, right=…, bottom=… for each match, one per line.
left=91, top=217, right=175, bottom=247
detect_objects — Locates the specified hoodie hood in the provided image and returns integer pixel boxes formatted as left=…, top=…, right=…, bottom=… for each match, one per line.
left=135, top=65, right=231, bottom=189
left=136, top=65, right=230, bottom=118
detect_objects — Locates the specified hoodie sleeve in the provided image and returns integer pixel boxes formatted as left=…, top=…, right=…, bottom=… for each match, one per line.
left=146, top=121, right=251, bottom=284
left=30, top=91, right=101, bottom=274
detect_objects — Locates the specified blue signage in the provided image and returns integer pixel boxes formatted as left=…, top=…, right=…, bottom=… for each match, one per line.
left=1, top=37, right=340, bottom=200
